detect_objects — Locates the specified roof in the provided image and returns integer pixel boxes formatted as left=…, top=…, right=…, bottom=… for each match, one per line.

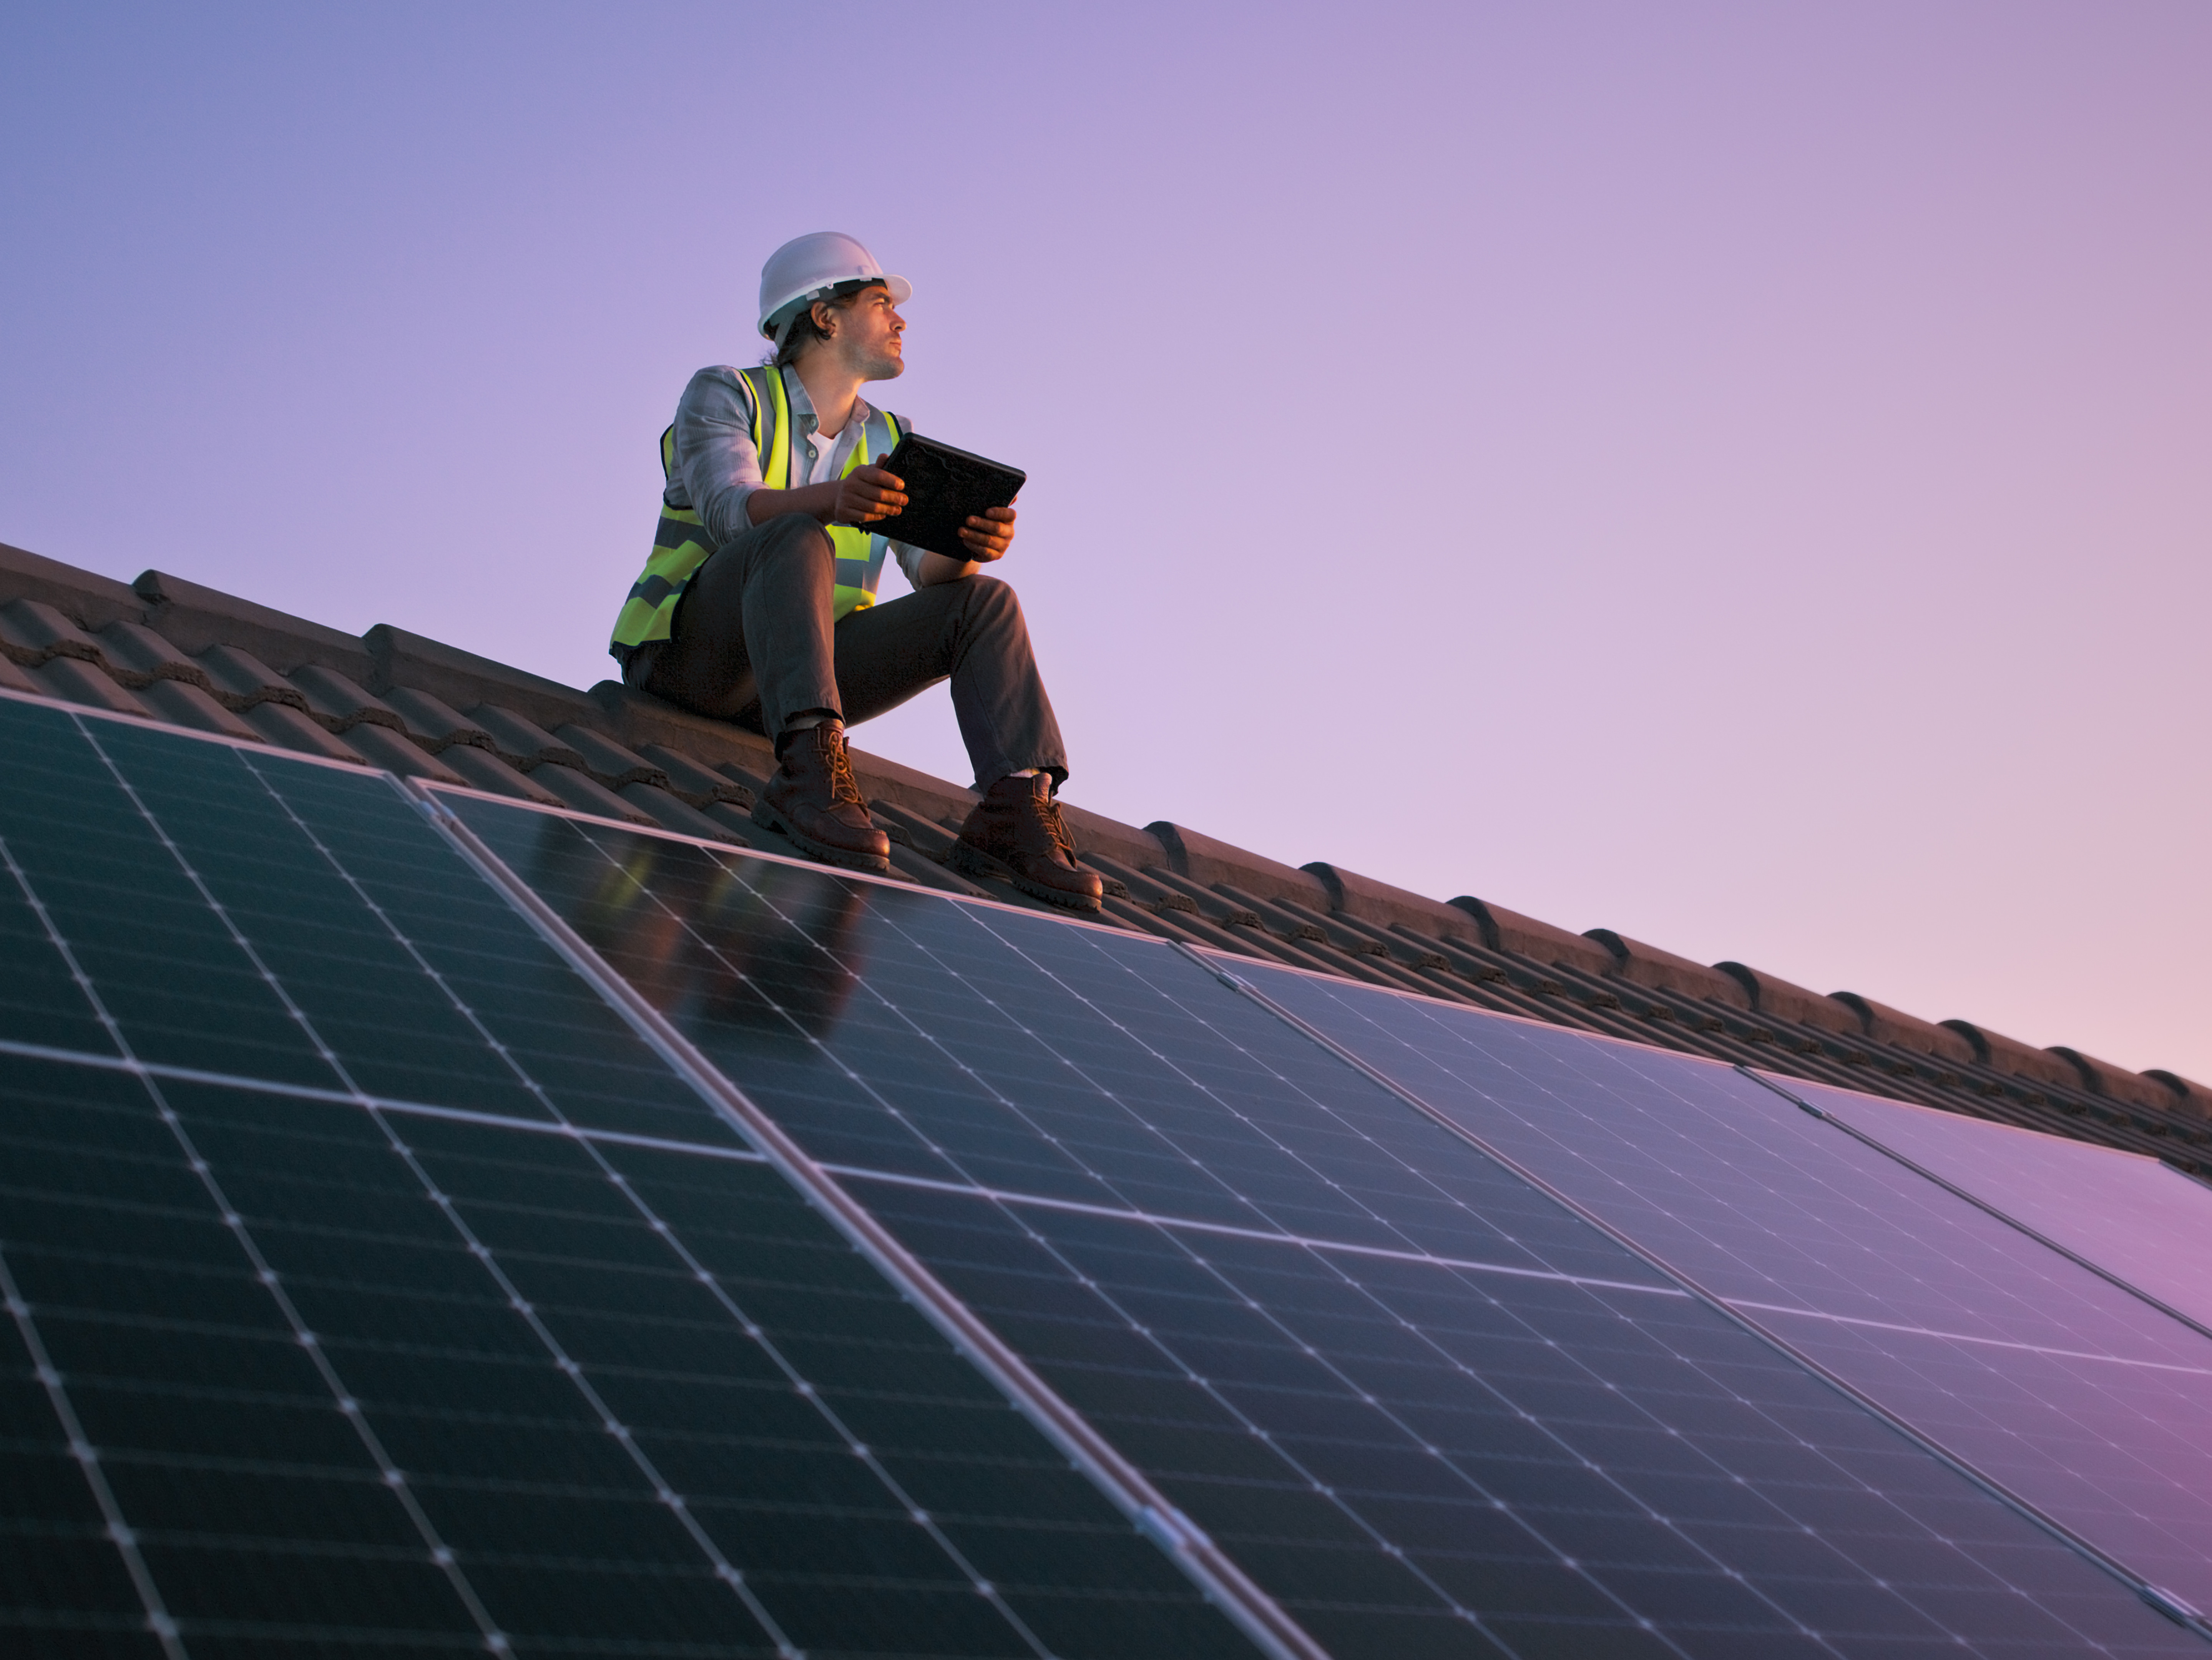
left=5, top=535, right=2207, bottom=1174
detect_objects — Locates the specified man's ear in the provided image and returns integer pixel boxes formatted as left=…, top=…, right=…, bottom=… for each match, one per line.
left=811, top=299, right=838, bottom=338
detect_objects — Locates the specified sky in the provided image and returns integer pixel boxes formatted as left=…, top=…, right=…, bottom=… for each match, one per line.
left=3, top=2, right=2207, bottom=1083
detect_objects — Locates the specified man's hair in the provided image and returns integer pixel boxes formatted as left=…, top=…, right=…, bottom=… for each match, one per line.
left=769, top=278, right=884, bottom=367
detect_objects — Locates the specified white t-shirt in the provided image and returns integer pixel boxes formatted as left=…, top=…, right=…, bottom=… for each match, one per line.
left=805, top=423, right=844, bottom=487
left=807, top=415, right=932, bottom=590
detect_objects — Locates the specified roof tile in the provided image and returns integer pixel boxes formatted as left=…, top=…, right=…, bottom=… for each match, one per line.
left=470, top=703, right=584, bottom=770
left=1300, top=862, right=1484, bottom=946
left=556, top=724, right=668, bottom=790
left=194, top=644, right=308, bottom=710
left=96, top=619, right=209, bottom=689
left=134, top=568, right=375, bottom=679
left=342, top=721, right=470, bottom=787
left=244, top=701, right=373, bottom=764
left=1146, top=820, right=1332, bottom=910
left=29, top=656, right=152, bottom=716
left=379, top=686, right=490, bottom=751
left=1936, top=1017, right=2078, bottom=1086
left=139, top=677, right=262, bottom=741
left=529, top=761, right=657, bottom=824
left=29, top=654, right=149, bottom=716
left=2144, top=1070, right=2212, bottom=1120
left=0, top=539, right=143, bottom=627
left=2048, top=1047, right=2182, bottom=1116
left=435, top=741, right=556, bottom=801
left=636, top=743, right=753, bottom=808
left=287, top=663, right=406, bottom=732
left=1714, top=962, right=1864, bottom=1036
left=0, top=596, right=106, bottom=667
left=1448, top=895, right=1619, bottom=977
left=365, top=622, right=599, bottom=732
left=616, top=781, right=745, bottom=842
left=1584, top=930, right=1754, bottom=1009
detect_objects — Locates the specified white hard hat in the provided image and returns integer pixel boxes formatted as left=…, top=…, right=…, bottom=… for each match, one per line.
left=757, top=232, right=912, bottom=344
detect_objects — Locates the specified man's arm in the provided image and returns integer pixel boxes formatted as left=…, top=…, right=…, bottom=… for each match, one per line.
left=745, top=468, right=908, bottom=529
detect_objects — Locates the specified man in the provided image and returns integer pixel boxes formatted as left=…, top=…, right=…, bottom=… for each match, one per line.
left=609, top=232, right=1101, bottom=912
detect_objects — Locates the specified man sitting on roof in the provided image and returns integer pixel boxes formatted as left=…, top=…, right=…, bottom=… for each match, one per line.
left=608, top=232, right=1101, bottom=912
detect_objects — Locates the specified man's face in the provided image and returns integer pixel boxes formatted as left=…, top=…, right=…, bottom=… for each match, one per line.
left=818, top=282, right=905, bottom=380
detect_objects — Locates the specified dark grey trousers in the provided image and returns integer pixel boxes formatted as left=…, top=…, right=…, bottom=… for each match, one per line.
left=626, top=513, right=1070, bottom=789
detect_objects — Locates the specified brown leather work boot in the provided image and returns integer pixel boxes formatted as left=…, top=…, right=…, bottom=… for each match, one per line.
left=752, top=722, right=891, bottom=874
left=951, top=774, right=1104, bottom=912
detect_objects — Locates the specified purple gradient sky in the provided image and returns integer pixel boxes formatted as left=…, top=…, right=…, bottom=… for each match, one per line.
left=4, top=3, right=2207, bottom=1081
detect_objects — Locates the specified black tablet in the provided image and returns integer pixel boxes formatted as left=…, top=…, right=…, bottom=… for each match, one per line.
left=862, top=433, right=1025, bottom=561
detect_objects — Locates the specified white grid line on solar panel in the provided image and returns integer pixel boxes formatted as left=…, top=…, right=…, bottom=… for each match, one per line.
left=1225, top=955, right=2212, bottom=1623
left=1765, top=1073, right=2212, bottom=1337
left=0, top=797, right=518, bottom=1650
left=4, top=709, right=1186, bottom=1657
left=1717, top=1299, right=2212, bottom=1374
left=468, top=799, right=1676, bottom=1294
left=462, top=808, right=2212, bottom=1658
left=0, top=1242, right=188, bottom=1659
left=0, top=1034, right=772, bottom=1168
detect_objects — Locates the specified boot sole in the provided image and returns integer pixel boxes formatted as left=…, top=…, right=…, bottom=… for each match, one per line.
left=751, top=801, right=891, bottom=875
left=948, top=841, right=1103, bottom=913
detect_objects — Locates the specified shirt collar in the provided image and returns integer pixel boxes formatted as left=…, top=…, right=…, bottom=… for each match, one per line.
left=777, top=364, right=874, bottom=436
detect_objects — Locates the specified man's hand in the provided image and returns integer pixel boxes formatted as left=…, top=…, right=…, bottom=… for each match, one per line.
left=958, top=503, right=1017, bottom=562
left=829, top=465, right=908, bottom=526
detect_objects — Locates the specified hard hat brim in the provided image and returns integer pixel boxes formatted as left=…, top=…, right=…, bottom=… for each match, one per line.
left=757, top=273, right=913, bottom=340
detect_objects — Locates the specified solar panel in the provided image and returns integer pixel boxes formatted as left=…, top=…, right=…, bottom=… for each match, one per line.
left=0, top=696, right=1265, bottom=1658
left=1221, top=953, right=2212, bottom=1629
left=1760, top=1074, right=2212, bottom=1335
left=445, top=789, right=2207, bottom=1659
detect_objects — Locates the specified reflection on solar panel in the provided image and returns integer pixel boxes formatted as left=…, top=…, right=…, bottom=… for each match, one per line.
left=0, top=696, right=1264, bottom=1658
left=1224, top=953, right=2212, bottom=1630
left=446, top=789, right=2206, bottom=1659
left=1759, top=1074, right=2212, bottom=1336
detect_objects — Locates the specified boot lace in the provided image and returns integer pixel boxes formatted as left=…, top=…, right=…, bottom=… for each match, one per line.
left=823, top=729, right=866, bottom=809
left=1035, top=794, right=1078, bottom=866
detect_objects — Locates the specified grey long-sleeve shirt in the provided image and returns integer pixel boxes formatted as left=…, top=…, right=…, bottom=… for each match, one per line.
left=665, top=362, right=927, bottom=587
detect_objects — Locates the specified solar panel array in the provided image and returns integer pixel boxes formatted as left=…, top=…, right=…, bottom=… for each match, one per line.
left=2, top=690, right=2206, bottom=1658
left=446, top=786, right=2205, bottom=1658
left=1229, top=957, right=2212, bottom=1627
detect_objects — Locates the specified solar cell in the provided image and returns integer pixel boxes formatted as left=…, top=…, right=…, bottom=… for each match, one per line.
left=0, top=698, right=1264, bottom=1658
left=448, top=790, right=2206, bottom=1659
left=1755, top=1075, right=2212, bottom=1336
left=1222, top=954, right=2212, bottom=1630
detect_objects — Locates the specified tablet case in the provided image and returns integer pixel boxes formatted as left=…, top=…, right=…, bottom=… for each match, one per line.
left=862, top=433, right=1026, bottom=561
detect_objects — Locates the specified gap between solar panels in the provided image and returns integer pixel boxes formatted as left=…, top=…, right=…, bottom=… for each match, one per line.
left=412, top=782, right=1329, bottom=1660
left=1192, top=947, right=2212, bottom=1643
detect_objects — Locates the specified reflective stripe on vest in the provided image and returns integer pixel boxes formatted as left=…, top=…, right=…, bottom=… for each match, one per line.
left=608, top=365, right=903, bottom=656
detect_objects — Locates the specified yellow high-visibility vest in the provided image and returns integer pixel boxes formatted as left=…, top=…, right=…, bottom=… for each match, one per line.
left=609, top=364, right=903, bottom=657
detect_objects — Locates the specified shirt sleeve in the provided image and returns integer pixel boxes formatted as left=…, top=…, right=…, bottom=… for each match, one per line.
left=891, top=539, right=930, bottom=587
left=669, top=367, right=767, bottom=548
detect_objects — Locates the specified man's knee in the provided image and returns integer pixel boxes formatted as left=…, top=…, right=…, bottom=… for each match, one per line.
left=757, top=512, right=833, bottom=561
left=959, top=572, right=1024, bottom=630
